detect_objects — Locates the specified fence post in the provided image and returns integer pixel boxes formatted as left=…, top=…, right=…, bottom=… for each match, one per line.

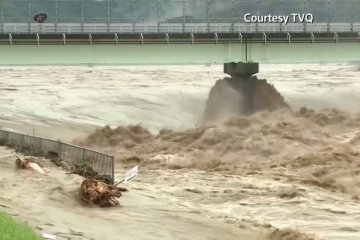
left=206, top=0, right=210, bottom=33
left=303, top=0, right=306, bottom=33
left=107, top=0, right=110, bottom=33
left=81, top=0, right=84, bottom=32
left=231, top=0, right=234, bottom=33
left=111, top=156, right=115, bottom=184
left=58, top=140, right=62, bottom=161
left=55, top=0, right=58, bottom=32
left=19, top=134, right=25, bottom=152
left=0, top=6, right=3, bottom=33
left=0, top=130, right=6, bottom=144
left=81, top=148, right=86, bottom=166
left=280, top=0, right=283, bottom=32
left=255, top=0, right=259, bottom=32
left=39, top=138, right=42, bottom=156
left=28, top=0, right=31, bottom=33
left=327, top=0, right=330, bottom=32
left=131, top=0, right=135, bottom=33
left=182, top=0, right=185, bottom=33
left=351, top=0, right=354, bottom=32
left=7, top=132, right=11, bottom=147
left=157, top=0, right=160, bottom=33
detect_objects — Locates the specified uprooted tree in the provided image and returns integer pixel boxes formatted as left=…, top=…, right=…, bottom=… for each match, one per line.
left=80, top=179, right=128, bottom=207
left=15, top=156, right=45, bottom=174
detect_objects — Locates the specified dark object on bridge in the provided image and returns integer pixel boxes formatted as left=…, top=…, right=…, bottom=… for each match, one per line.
left=33, top=13, right=48, bottom=23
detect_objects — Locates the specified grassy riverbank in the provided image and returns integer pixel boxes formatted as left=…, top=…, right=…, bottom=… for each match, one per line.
left=0, top=212, right=40, bottom=240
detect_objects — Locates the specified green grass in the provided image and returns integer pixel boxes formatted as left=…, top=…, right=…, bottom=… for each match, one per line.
left=0, top=212, right=41, bottom=240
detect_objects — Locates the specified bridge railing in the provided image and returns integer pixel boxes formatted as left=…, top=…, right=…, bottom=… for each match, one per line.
left=0, top=0, right=359, bottom=33
left=1, top=22, right=360, bottom=34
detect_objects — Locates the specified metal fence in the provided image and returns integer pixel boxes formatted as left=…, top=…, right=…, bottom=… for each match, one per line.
left=0, top=0, right=359, bottom=30
left=0, top=130, right=115, bottom=183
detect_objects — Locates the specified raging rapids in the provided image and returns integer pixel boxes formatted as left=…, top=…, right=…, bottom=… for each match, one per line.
left=80, top=74, right=360, bottom=240
left=83, top=106, right=360, bottom=201
left=1, top=65, right=360, bottom=240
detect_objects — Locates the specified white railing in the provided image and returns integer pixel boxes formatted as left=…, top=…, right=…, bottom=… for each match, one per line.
left=1, top=22, right=360, bottom=34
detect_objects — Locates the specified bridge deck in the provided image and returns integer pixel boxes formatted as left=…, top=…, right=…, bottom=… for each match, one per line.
left=1, top=32, right=359, bottom=45
left=0, top=24, right=359, bottom=64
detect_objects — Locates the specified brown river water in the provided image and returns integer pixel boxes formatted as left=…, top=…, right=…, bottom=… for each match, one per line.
left=0, top=64, right=360, bottom=240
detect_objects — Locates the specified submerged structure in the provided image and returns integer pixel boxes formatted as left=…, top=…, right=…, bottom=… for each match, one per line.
left=203, top=62, right=288, bottom=122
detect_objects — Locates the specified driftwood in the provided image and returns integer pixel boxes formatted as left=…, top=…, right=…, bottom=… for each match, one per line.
left=15, top=156, right=30, bottom=169
left=80, top=179, right=127, bottom=207
left=15, top=156, right=45, bottom=174
left=71, top=164, right=113, bottom=184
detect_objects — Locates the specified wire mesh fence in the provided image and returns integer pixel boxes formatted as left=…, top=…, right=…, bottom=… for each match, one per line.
left=0, top=130, right=115, bottom=184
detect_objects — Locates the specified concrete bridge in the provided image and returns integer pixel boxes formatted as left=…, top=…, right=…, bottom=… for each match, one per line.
left=0, top=30, right=359, bottom=65
left=0, top=0, right=359, bottom=65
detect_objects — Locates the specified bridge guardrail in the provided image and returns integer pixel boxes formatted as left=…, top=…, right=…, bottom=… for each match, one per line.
left=2, top=22, right=360, bottom=34
left=0, top=130, right=115, bottom=184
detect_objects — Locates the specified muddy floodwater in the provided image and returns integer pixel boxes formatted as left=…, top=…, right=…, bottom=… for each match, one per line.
left=0, top=64, right=360, bottom=240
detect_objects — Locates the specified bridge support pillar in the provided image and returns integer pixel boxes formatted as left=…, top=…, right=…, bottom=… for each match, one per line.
left=203, top=62, right=287, bottom=122
left=224, top=62, right=259, bottom=78
left=223, top=62, right=259, bottom=114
